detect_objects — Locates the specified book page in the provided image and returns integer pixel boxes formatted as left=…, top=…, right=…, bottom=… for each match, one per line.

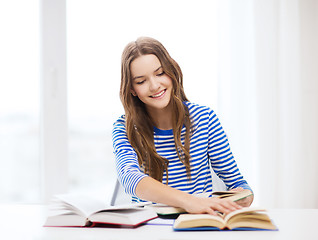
left=53, top=194, right=151, bottom=217
left=212, top=189, right=252, bottom=202
left=174, top=214, right=226, bottom=229
left=224, top=207, right=267, bottom=222
left=227, top=216, right=277, bottom=230
left=54, top=194, right=108, bottom=217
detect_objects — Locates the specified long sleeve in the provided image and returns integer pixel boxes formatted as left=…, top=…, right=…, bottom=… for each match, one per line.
left=112, top=116, right=148, bottom=197
left=112, top=103, right=252, bottom=202
left=207, top=109, right=252, bottom=192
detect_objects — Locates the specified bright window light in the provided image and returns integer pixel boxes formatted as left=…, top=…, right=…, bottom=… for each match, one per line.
left=0, top=0, right=40, bottom=203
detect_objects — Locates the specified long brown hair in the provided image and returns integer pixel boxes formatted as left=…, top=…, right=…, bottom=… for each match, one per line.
left=120, top=37, right=192, bottom=182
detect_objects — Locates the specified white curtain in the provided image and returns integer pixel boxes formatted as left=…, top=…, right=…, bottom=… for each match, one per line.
left=217, top=0, right=318, bottom=208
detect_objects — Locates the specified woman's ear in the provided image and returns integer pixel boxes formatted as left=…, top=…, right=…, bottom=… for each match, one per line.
left=130, top=89, right=137, bottom=96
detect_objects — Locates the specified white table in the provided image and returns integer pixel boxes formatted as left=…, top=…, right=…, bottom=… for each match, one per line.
left=0, top=204, right=317, bottom=240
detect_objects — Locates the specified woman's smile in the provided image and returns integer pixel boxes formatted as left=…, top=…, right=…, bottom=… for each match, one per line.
left=150, top=89, right=166, bottom=98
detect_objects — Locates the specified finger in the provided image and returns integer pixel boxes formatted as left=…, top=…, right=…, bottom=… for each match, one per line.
left=205, top=208, right=218, bottom=216
left=218, top=198, right=242, bottom=212
left=222, top=199, right=242, bottom=210
left=220, top=201, right=242, bottom=214
left=212, top=204, right=230, bottom=214
left=211, top=200, right=235, bottom=214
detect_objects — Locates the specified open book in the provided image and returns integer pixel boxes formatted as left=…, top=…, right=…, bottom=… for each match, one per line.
left=146, top=204, right=187, bottom=217
left=212, top=189, right=253, bottom=202
left=44, top=194, right=157, bottom=228
left=173, top=207, right=277, bottom=231
left=149, top=190, right=253, bottom=216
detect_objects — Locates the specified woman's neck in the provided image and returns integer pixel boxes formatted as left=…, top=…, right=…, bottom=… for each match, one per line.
left=147, top=105, right=173, bottom=130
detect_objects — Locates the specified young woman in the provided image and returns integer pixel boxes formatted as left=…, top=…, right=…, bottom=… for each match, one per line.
left=112, top=37, right=253, bottom=215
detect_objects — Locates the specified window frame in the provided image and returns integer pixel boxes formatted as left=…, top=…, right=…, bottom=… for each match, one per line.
left=40, top=0, right=68, bottom=203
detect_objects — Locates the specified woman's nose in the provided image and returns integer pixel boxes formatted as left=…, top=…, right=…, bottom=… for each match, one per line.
left=149, top=77, right=160, bottom=92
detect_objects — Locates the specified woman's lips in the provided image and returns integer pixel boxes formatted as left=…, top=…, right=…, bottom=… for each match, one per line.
left=150, top=89, right=166, bottom=98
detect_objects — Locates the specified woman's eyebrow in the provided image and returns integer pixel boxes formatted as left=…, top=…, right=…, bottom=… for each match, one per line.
left=154, top=66, right=162, bottom=72
left=132, top=66, right=162, bottom=81
left=132, top=75, right=144, bottom=81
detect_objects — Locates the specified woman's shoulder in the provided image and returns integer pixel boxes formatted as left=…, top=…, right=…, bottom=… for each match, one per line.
left=184, top=101, right=215, bottom=116
left=113, top=115, right=126, bottom=129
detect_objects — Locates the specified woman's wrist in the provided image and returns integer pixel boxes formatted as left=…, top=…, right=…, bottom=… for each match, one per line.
left=175, top=191, right=195, bottom=210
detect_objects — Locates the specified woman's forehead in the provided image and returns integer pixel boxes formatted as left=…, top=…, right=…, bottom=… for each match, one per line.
left=130, top=54, right=161, bottom=76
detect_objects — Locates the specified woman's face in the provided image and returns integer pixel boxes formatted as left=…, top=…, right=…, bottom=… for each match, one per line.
left=130, top=54, right=173, bottom=113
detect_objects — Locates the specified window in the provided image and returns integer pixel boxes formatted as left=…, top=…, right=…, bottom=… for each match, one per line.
left=0, top=0, right=40, bottom=203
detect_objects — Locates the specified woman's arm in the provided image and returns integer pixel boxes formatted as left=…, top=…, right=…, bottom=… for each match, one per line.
left=113, top=116, right=243, bottom=214
left=231, top=187, right=254, bottom=207
left=207, top=109, right=254, bottom=207
left=136, top=176, right=242, bottom=215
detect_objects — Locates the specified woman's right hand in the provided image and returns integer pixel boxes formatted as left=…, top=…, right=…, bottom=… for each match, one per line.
left=181, top=194, right=242, bottom=215
left=136, top=177, right=242, bottom=215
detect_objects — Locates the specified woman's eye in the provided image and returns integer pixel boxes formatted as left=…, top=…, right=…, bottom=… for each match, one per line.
left=157, top=72, right=165, bottom=76
left=136, top=80, right=145, bottom=85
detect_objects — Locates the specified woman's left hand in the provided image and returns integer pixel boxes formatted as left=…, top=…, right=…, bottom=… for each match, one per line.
left=231, top=187, right=254, bottom=207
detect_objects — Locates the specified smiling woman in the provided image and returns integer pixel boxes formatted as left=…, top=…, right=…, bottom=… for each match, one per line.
left=67, top=0, right=218, bottom=200
left=112, top=37, right=253, bottom=215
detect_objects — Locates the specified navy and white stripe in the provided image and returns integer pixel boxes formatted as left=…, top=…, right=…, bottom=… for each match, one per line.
left=112, top=102, right=251, bottom=202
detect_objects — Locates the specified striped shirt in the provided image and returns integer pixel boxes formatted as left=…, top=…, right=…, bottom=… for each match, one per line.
left=112, top=102, right=251, bottom=202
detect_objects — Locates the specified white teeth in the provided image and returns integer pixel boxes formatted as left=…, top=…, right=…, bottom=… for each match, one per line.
left=152, top=90, right=165, bottom=98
